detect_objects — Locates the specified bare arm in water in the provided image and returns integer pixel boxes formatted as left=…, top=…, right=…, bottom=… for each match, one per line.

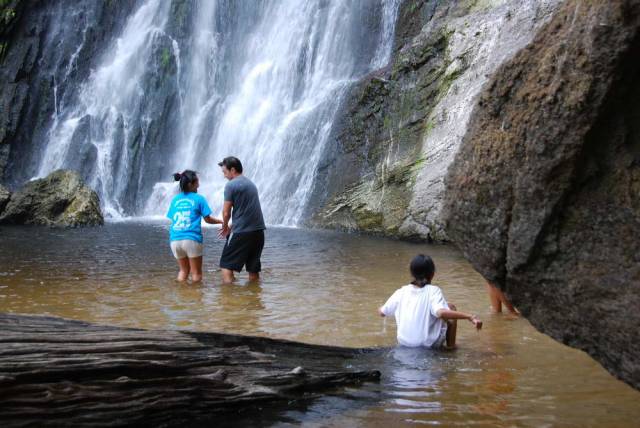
left=436, top=308, right=483, bottom=330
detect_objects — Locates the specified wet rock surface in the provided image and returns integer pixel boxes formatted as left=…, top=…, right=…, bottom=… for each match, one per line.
left=0, top=183, right=10, bottom=214
left=444, top=0, right=640, bottom=390
left=312, top=0, right=559, bottom=241
left=0, top=170, right=103, bottom=226
left=0, top=0, right=138, bottom=184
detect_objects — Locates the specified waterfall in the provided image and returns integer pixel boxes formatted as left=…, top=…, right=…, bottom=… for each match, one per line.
left=35, top=0, right=400, bottom=225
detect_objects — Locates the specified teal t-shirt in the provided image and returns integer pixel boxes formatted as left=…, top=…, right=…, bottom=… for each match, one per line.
left=166, top=192, right=212, bottom=243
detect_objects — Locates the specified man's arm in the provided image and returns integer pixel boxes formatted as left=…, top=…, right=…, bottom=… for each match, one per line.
left=436, top=308, right=483, bottom=330
left=218, top=201, right=233, bottom=237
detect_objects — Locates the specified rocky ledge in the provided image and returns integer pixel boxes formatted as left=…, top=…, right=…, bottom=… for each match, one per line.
left=0, top=169, right=104, bottom=226
left=444, top=0, right=640, bottom=390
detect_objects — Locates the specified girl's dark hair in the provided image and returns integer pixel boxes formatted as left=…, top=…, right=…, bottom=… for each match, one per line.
left=173, top=170, right=198, bottom=193
left=410, top=254, right=435, bottom=288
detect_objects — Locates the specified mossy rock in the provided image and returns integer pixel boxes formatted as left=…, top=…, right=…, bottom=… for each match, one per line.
left=0, top=170, right=103, bottom=226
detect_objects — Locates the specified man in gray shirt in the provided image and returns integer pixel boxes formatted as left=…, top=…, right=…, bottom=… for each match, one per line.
left=217, top=156, right=266, bottom=283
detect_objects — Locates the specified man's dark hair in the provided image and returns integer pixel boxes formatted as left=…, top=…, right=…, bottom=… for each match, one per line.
left=218, top=156, right=243, bottom=174
left=410, top=254, right=436, bottom=288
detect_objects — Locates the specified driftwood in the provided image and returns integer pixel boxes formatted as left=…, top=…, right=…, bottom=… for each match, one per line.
left=0, top=313, right=380, bottom=427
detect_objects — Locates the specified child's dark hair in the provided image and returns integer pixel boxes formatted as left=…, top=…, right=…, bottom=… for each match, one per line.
left=173, top=170, right=198, bottom=193
left=410, top=254, right=435, bottom=288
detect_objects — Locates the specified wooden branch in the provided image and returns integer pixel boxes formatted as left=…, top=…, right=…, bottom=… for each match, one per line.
left=0, top=313, right=380, bottom=427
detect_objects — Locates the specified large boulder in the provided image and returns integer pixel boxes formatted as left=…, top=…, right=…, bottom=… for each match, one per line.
left=0, top=170, right=103, bottom=226
left=444, top=0, right=640, bottom=390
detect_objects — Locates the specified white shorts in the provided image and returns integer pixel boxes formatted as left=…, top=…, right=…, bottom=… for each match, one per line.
left=170, top=240, right=203, bottom=259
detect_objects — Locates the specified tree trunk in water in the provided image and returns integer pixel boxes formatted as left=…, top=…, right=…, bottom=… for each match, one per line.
left=0, top=313, right=380, bottom=427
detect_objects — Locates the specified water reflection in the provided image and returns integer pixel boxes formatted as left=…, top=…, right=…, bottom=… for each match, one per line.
left=385, top=347, right=446, bottom=414
left=217, top=281, right=265, bottom=336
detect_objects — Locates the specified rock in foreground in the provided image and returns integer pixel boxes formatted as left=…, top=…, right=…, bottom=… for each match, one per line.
left=0, top=313, right=379, bottom=427
left=0, top=170, right=103, bottom=226
left=444, top=0, right=640, bottom=390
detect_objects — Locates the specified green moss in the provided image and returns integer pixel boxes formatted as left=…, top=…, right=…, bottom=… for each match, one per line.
left=0, top=0, right=17, bottom=20
left=383, top=115, right=392, bottom=130
left=354, top=208, right=384, bottom=230
left=409, top=156, right=427, bottom=172
left=160, top=47, right=172, bottom=69
left=423, top=121, right=434, bottom=136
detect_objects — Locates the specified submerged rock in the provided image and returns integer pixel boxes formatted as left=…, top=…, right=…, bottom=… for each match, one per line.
left=444, top=0, right=640, bottom=390
left=0, top=170, right=103, bottom=226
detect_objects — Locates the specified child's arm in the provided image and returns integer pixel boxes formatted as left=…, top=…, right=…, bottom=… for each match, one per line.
left=203, top=215, right=222, bottom=225
left=436, top=308, right=483, bottom=330
left=379, top=290, right=401, bottom=317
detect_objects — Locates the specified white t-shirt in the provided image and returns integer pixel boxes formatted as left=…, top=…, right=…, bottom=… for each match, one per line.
left=381, top=284, right=449, bottom=348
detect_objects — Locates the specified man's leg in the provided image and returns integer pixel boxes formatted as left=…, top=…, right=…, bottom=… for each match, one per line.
left=220, top=234, right=242, bottom=284
left=246, top=230, right=264, bottom=283
left=445, top=303, right=458, bottom=349
left=221, top=268, right=236, bottom=284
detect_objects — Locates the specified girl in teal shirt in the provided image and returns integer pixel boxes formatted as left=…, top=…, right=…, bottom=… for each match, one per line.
left=167, top=170, right=221, bottom=282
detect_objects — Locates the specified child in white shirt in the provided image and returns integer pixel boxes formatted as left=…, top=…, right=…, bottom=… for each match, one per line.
left=379, top=254, right=482, bottom=349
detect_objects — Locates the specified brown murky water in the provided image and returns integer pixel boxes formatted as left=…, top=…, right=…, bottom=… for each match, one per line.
left=0, top=222, right=638, bottom=426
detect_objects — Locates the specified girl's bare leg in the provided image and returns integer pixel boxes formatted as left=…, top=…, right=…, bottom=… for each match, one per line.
left=497, top=290, right=519, bottom=315
left=189, top=256, right=203, bottom=282
left=177, top=257, right=190, bottom=282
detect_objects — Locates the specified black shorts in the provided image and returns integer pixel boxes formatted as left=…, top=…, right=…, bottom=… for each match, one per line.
left=219, top=229, right=265, bottom=273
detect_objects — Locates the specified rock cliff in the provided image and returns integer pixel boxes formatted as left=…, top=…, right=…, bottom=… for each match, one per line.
left=311, top=0, right=560, bottom=241
left=444, top=0, right=640, bottom=390
left=0, top=169, right=103, bottom=226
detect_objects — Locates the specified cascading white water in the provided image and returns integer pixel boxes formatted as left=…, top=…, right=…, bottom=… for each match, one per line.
left=38, top=0, right=171, bottom=218
left=37, top=0, right=400, bottom=225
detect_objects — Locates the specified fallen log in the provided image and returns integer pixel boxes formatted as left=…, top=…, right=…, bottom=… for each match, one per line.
left=0, top=313, right=380, bottom=427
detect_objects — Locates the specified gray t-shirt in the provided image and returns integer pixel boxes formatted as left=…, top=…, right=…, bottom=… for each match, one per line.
left=224, top=175, right=266, bottom=233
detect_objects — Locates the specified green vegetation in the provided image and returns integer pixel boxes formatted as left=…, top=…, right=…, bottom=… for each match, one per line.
left=463, top=0, right=499, bottom=14
left=423, top=121, right=434, bottom=136
left=0, top=0, right=17, bottom=25
left=170, top=0, right=190, bottom=35
left=160, top=47, right=172, bottom=69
